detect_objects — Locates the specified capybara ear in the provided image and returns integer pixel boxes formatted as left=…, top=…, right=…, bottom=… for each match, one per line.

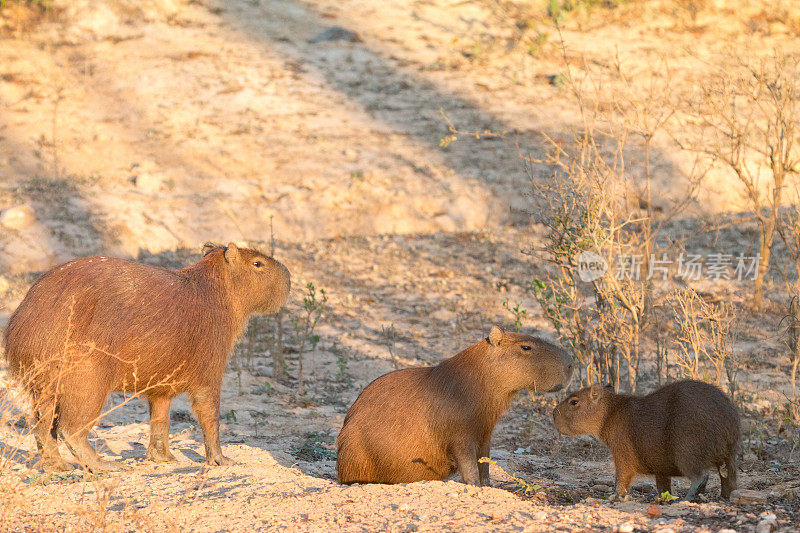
left=488, top=326, right=504, bottom=346
left=589, top=384, right=605, bottom=401
left=224, top=242, right=240, bottom=264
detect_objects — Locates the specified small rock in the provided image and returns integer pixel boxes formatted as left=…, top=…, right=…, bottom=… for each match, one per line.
left=756, top=519, right=776, bottom=533
left=730, top=489, right=768, bottom=505
left=760, top=513, right=776, bottom=521
left=615, top=523, right=634, bottom=533
left=532, top=511, right=547, bottom=521
left=591, top=484, right=612, bottom=493
left=343, top=148, right=358, bottom=160
left=647, top=504, right=662, bottom=518
left=718, top=530, right=737, bottom=533
left=0, top=204, right=36, bottom=230
left=130, top=172, right=162, bottom=194
left=309, top=25, right=361, bottom=44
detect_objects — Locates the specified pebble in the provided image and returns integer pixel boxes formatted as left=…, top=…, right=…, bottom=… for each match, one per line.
left=0, top=204, right=36, bottom=230
left=756, top=519, right=776, bottom=533
left=729, top=489, right=768, bottom=505
left=614, top=523, right=635, bottom=533
left=718, top=530, right=737, bottom=533
left=130, top=172, right=162, bottom=193
left=309, top=25, right=362, bottom=43
left=647, top=504, right=661, bottom=518
left=533, top=511, right=547, bottom=521
left=592, top=484, right=612, bottom=493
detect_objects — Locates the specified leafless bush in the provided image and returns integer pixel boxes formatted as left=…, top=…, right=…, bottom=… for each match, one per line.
left=679, top=51, right=800, bottom=308
left=669, top=289, right=737, bottom=392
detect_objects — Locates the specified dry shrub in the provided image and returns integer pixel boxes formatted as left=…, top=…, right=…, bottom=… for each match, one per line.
left=678, top=51, right=800, bottom=308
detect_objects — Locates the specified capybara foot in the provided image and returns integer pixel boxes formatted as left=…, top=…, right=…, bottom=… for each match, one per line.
left=85, top=459, right=128, bottom=473
left=146, top=447, right=177, bottom=463
left=206, top=454, right=234, bottom=466
left=42, top=459, right=75, bottom=473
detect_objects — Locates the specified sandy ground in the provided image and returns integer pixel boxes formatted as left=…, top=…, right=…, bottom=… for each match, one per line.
left=1, top=0, right=800, bottom=531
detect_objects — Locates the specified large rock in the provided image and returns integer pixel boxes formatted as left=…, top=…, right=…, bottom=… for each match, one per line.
left=729, top=489, right=768, bottom=505
left=0, top=204, right=36, bottom=230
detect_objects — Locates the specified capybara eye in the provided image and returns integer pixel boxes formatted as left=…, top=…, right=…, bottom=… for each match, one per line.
left=520, top=345, right=532, bottom=351
left=252, top=260, right=265, bottom=268
left=569, top=398, right=579, bottom=406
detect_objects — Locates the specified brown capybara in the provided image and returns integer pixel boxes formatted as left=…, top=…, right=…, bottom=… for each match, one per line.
left=553, top=380, right=740, bottom=501
left=3, top=243, right=290, bottom=472
left=336, top=326, right=573, bottom=485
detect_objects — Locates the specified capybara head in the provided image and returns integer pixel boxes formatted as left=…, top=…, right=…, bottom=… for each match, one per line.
left=552, top=384, right=612, bottom=437
left=486, top=326, right=573, bottom=393
left=205, top=242, right=291, bottom=314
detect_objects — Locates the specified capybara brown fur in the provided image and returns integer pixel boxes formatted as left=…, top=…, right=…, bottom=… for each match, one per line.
left=3, top=243, right=290, bottom=472
left=336, top=326, right=573, bottom=485
left=553, top=380, right=740, bottom=501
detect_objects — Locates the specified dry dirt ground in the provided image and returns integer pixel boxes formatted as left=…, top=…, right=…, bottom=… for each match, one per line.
left=1, top=0, right=800, bottom=531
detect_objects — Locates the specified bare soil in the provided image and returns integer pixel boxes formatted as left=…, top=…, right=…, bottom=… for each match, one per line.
left=1, top=1, right=800, bottom=531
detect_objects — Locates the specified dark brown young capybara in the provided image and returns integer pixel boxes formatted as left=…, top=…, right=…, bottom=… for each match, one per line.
left=553, top=380, right=740, bottom=501
left=336, top=326, right=573, bottom=486
left=3, top=243, right=290, bottom=472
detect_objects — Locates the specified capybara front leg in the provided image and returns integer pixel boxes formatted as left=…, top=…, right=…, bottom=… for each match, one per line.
left=189, top=388, right=233, bottom=466
left=656, top=475, right=671, bottom=497
left=33, top=399, right=73, bottom=472
left=453, top=442, right=480, bottom=486
left=478, top=441, right=491, bottom=486
left=613, top=465, right=635, bottom=501
left=146, top=395, right=176, bottom=463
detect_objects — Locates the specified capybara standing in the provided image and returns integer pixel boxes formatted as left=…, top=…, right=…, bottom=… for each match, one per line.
left=3, top=243, right=290, bottom=472
left=336, top=326, right=573, bottom=485
left=553, top=380, right=740, bottom=501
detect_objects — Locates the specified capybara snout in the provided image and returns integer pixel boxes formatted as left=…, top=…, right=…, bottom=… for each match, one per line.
left=4, top=242, right=290, bottom=472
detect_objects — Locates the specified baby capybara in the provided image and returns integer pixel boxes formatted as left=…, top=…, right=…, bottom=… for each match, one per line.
left=3, top=243, right=290, bottom=472
left=336, top=326, right=573, bottom=485
left=553, top=380, right=740, bottom=501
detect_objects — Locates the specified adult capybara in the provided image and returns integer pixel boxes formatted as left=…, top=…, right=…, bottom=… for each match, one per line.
left=553, top=380, right=740, bottom=501
left=3, top=243, right=290, bottom=472
left=336, top=326, right=573, bottom=485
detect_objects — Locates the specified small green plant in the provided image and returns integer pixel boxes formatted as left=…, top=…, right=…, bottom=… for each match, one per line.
left=223, top=409, right=237, bottom=423
left=479, top=457, right=545, bottom=497
left=502, top=299, right=527, bottom=332
left=292, top=282, right=327, bottom=396
left=294, top=432, right=336, bottom=462
left=659, top=491, right=678, bottom=503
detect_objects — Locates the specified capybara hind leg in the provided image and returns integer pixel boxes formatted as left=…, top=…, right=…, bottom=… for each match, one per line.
left=682, top=471, right=709, bottom=502
left=58, top=391, right=122, bottom=472
left=145, top=395, right=176, bottom=463
left=190, top=388, right=232, bottom=466
left=720, top=456, right=738, bottom=499
left=33, top=405, right=73, bottom=473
